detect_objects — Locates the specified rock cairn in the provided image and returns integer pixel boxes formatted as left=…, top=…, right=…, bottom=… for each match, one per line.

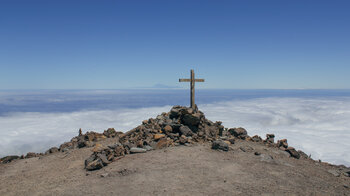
left=84, top=106, right=307, bottom=170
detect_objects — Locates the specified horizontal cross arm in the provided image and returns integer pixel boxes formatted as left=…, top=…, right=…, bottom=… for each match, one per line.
left=179, top=79, right=191, bottom=82
left=179, top=79, right=205, bottom=82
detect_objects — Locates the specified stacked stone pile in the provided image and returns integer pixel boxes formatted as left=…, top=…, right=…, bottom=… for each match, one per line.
left=85, top=105, right=227, bottom=170
left=84, top=106, right=309, bottom=170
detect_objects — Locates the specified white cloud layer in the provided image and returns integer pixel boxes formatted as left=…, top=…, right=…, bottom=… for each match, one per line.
left=1, top=97, right=350, bottom=166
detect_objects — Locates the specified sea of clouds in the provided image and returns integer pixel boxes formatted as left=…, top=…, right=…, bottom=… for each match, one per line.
left=0, top=92, right=350, bottom=166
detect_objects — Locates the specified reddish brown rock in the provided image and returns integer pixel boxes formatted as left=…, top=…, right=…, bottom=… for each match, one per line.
left=156, top=138, right=168, bottom=149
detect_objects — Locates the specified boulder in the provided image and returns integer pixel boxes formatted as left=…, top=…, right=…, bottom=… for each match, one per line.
left=265, top=134, right=275, bottom=143
left=277, top=139, right=288, bottom=148
left=212, top=140, right=228, bottom=151
left=228, top=127, right=247, bottom=138
left=179, top=125, right=192, bottom=136
left=286, top=147, right=300, bottom=159
left=251, top=135, right=262, bottom=142
left=25, top=152, right=37, bottom=159
left=182, top=113, right=201, bottom=126
left=169, top=106, right=181, bottom=119
left=97, top=153, right=111, bottom=165
left=85, top=159, right=104, bottom=171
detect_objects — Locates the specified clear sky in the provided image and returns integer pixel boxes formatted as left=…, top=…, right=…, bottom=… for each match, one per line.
left=1, top=0, right=349, bottom=89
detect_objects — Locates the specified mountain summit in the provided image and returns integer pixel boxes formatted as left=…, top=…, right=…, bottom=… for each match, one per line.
left=1, top=106, right=349, bottom=195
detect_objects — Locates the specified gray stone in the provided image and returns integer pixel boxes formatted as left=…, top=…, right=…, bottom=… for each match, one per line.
left=259, top=154, right=274, bottom=163
left=212, top=140, right=228, bottom=151
left=279, top=150, right=291, bottom=158
left=143, top=145, right=153, bottom=151
left=85, top=159, right=104, bottom=171
left=179, top=125, right=192, bottom=136
left=265, top=134, right=275, bottom=143
left=100, top=173, right=109, bottom=178
left=328, top=169, right=340, bottom=177
left=286, top=147, right=300, bottom=159
left=130, top=147, right=147, bottom=153
left=97, top=154, right=110, bottom=165
left=182, top=114, right=201, bottom=126
left=228, top=127, right=247, bottom=137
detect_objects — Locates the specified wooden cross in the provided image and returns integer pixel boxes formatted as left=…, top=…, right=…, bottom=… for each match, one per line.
left=179, top=69, right=205, bottom=109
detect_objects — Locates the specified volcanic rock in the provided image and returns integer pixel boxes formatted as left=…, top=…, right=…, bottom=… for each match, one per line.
left=212, top=140, right=229, bottom=151
left=265, top=134, right=275, bottom=143
left=286, top=147, right=300, bottom=159
left=228, top=127, right=247, bottom=138
left=277, top=139, right=288, bottom=148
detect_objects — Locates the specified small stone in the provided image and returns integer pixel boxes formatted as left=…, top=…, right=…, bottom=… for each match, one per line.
left=136, top=140, right=144, bottom=148
left=254, top=152, right=261, bottom=156
left=223, top=140, right=231, bottom=145
left=100, top=173, right=109, bottom=178
left=86, top=159, right=104, bottom=171
left=154, top=134, right=165, bottom=140
left=130, top=147, right=147, bottom=153
left=179, top=136, right=187, bottom=145
left=212, top=140, right=228, bottom=151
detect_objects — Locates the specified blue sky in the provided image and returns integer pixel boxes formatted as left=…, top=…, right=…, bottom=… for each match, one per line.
left=1, top=0, right=349, bottom=89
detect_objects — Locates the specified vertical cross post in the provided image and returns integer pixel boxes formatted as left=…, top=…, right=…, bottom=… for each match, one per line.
left=179, top=69, right=205, bottom=109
